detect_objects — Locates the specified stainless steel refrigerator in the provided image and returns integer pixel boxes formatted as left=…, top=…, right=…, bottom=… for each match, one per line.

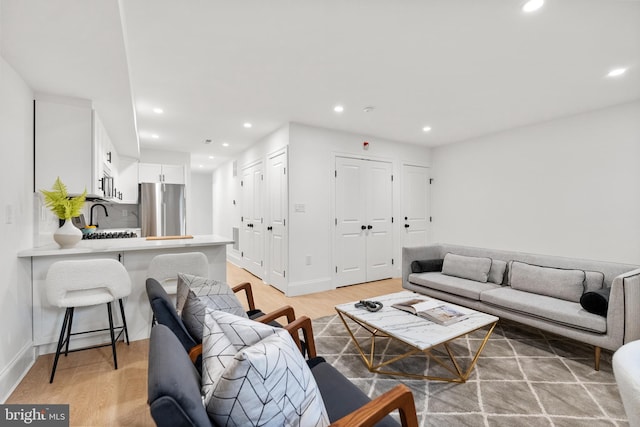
left=139, top=183, right=186, bottom=237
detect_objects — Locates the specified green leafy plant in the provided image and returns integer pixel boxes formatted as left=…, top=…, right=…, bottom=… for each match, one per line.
left=40, top=177, right=87, bottom=220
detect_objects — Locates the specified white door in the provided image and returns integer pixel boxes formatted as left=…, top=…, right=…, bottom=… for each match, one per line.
left=335, top=157, right=367, bottom=286
left=335, top=157, right=393, bottom=287
left=267, top=150, right=288, bottom=292
left=241, top=162, right=264, bottom=278
left=401, top=164, right=430, bottom=248
left=365, top=161, right=393, bottom=281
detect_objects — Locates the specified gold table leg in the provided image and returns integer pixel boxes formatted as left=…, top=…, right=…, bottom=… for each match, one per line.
left=337, top=311, right=497, bottom=383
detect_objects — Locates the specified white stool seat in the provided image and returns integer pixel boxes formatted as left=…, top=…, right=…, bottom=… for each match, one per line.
left=45, top=258, right=131, bottom=383
left=147, top=252, right=209, bottom=295
left=613, top=340, right=640, bottom=427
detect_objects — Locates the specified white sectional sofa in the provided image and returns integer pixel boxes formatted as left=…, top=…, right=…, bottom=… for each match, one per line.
left=402, top=244, right=640, bottom=369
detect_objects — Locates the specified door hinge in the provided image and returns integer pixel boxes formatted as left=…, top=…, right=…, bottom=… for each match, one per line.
left=241, top=251, right=244, bottom=257
left=334, top=170, right=337, bottom=178
left=241, top=180, right=244, bottom=187
left=261, top=217, right=264, bottom=224
left=261, top=174, right=264, bottom=180
left=261, top=260, right=263, bottom=266
left=391, top=217, right=394, bottom=223
left=335, top=266, right=338, bottom=273
left=335, top=218, right=337, bottom=226
left=429, top=178, right=434, bottom=184
left=241, top=216, right=244, bottom=222
left=430, top=216, right=433, bottom=222
left=284, top=167, right=286, bottom=175
left=283, top=218, right=286, bottom=226
left=392, top=258, right=394, bottom=265
left=283, top=270, right=286, bottom=278
left=391, top=174, right=394, bottom=182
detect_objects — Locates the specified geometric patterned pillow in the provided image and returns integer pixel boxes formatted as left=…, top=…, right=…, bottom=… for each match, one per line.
left=201, top=310, right=329, bottom=426
left=178, top=273, right=248, bottom=342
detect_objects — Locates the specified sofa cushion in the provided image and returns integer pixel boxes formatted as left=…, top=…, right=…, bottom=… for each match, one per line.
left=409, top=272, right=501, bottom=300
left=179, top=273, right=247, bottom=341
left=580, top=287, right=611, bottom=316
left=488, top=259, right=507, bottom=285
left=201, top=310, right=329, bottom=426
left=480, top=287, right=607, bottom=333
left=585, top=270, right=605, bottom=293
left=442, top=253, right=492, bottom=283
left=508, top=261, right=586, bottom=302
left=411, top=259, right=444, bottom=273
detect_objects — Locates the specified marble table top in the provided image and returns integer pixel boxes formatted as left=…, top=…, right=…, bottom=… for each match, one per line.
left=335, top=290, right=499, bottom=351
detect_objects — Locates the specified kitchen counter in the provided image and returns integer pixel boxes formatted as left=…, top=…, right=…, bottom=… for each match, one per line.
left=18, top=234, right=233, bottom=257
left=19, top=234, right=234, bottom=353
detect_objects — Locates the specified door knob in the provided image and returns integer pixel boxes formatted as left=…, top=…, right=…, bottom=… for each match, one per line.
left=404, top=224, right=410, bottom=228
left=367, top=225, right=373, bottom=230
left=361, top=225, right=366, bottom=230
left=267, top=226, right=273, bottom=231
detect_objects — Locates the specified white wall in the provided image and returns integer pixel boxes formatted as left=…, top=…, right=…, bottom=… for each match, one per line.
left=287, top=123, right=432, bottom=295
left=0, top=54, right=36, bottom=401
left=190, top=172, right=213, bottom=235
left=431, top=101, right=640, bottom=265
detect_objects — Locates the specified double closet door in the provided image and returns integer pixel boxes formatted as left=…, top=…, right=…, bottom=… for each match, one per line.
left=335, top=157, right=393, bottom=287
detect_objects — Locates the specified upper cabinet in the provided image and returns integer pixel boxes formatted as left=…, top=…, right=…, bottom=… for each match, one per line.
left=138, top=163, right=185, bottom=184
left=35, top=96, right=98, bottom=195
left=35, top=94, right=138, bottom=203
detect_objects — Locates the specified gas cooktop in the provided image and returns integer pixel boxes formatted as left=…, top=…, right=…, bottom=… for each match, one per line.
left=82, top=231, right=138, bottom=240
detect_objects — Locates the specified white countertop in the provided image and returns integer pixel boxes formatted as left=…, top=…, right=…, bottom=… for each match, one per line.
left=18, top=234, right=234, bottom=257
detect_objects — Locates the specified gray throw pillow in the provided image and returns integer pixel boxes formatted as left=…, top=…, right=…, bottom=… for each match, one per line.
left=488, top=259, right=507, bottom=285
left=442, top=253, right=492, bottom=283
left=509, top=261, right=586, bottom=302
left=178, top=273, right=248, bottom=341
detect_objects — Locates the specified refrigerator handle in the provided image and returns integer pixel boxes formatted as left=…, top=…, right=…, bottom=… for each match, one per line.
left=162, top=202, right=166, bottom=234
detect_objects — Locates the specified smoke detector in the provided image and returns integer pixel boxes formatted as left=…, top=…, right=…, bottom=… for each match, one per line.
left=363, top=106, right=375, bottom=113
left=204, top=139, right=212, bottom=144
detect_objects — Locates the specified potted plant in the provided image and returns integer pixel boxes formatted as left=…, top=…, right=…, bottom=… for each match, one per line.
left=40, top=177, right=87, bottom=248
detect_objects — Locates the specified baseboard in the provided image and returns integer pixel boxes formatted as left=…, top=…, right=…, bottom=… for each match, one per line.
left=0, top=342, right=36, bottom=403
left=226, top=251, right=242, bottom=267
left=285, top=277, right=333, bottom=297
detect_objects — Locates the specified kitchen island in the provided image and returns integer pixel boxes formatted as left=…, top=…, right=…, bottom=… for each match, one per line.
left=18, top=235, right=233, bottom=354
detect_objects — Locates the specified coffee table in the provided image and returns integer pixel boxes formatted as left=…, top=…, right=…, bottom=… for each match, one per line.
left=335, top=290, right=498, bottom=382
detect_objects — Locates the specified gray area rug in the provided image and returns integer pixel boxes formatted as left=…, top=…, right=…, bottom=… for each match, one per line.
left=311, top=315, right=628, bottom=427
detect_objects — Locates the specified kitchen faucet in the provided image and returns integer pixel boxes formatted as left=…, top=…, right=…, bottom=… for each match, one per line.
left=89, top=203, right=109, bottom=227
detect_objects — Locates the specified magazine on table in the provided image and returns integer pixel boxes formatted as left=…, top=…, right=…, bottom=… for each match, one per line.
left=391, top=298, right=468, bottom=326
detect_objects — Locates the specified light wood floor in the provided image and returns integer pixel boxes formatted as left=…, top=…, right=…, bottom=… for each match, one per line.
left=6, top=263, right=402, bottom=426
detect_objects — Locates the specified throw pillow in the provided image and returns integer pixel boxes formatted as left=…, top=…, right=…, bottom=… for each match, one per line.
left=584, top=270, right=605, bottom=293
left=178, top=273, right=248, bottom=341
left=202, top=310, right=330, bottom=427
left=442, top=253, right=492, bottom=283
left=580, top=287, right=611, bottom=316
left=488, top=259, right=507, bottom=285
left=411, top=259, right=444, bottom=273
left=509, top=261, right=586, bottom=302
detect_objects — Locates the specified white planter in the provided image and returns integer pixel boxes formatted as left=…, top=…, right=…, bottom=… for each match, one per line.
left=53, top=219, right=82, bottom=249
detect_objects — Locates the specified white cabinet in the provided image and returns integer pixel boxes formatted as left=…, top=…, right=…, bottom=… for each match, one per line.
left=138, top=163, right=185, bottom=184
left=118, top=156, right=140, bottom=203
left=35, top=96, right=99, bottom=195
left=35, top=94, right=122, bottom=200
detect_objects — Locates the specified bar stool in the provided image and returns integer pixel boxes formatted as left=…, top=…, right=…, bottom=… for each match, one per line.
left=147, top=252, right=209, bottom=313
left=46, top=259, right=131, bottom=383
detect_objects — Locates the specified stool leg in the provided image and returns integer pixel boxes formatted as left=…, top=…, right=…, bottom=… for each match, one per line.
left=118, top=299, right=130, bottom=345
left=64, top=307, right=75, bottom=356
left=107, top=302, right=118, bottom=370
left=50, top=307, right=72, bottom=383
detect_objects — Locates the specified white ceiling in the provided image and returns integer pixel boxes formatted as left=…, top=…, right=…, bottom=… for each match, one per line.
left=2, top=0, right=639, bottom=171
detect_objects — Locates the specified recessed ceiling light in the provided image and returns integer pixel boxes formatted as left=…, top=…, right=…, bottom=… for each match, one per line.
left=522, top=0, right=544, bottom=13
left=204, top=139, right=212, bottom=144
left=334, top=105, right=344, bottom=113
left=422, top=126, right=432, bottom=132
left=199, top=165, right=203, bottom=168
left=243, top=122, right=252, bottom=128
left=151, top=134, right=159, bottom=139
left=607, top=68, right=627, bottom=77
left=152, top=107, right=164, bottom=114
left=222, top=142, right=229, bottom=147
left=208, top=156, right=214, bottom=159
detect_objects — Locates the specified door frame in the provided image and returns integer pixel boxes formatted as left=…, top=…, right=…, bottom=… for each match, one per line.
left=400, top=162, right=431, bottom=250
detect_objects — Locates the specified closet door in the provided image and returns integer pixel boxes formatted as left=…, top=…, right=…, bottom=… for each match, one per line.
left=266, top=150, right=288, bottom=292
left=335, top=157, right=367, bottom=286
left=335, top=157, right=393, bottom=287
left=365, top=161, right=393, bottom=281
left=240, top=161, right=264, bottom=278
left=402, top=164, right=430, bottom=248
